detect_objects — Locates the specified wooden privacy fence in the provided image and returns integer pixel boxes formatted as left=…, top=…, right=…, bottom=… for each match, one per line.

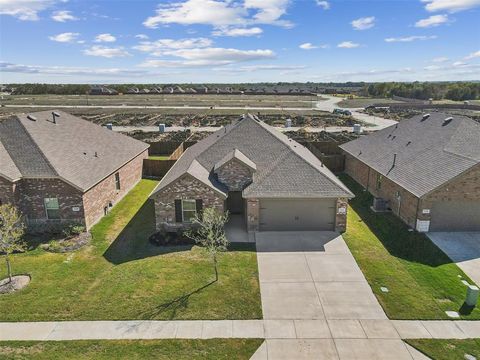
left=143, top=159, right=176, bottom=178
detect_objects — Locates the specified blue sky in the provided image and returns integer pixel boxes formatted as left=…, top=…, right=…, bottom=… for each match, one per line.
left=0, top=0, right=479, bottom=83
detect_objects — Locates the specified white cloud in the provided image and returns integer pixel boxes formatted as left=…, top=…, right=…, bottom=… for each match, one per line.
left=135, top=34, right=149, bottom=40
left=337, top=41, right=360, bottom=48
left=316, top=1, right=330, bottom=10
left=0, top=0, right=59, bottom=21
left=83, top=46, right=131, bottom=58
left=299, top=42, right=318, bottom=50
left=415, top=14, right=449, bottom=27
left=422, top=0, right=480, bottom=13
left=49, top=32, right=80, bottom=43
left=51, top=10, right=78, bottom=22
left=385, top=35, right=437, bottom=42
left=144, top=0, right=245, bottom=28
left=0, top=61, right=151, bottom=77
left=133, top=38, right=213, bottom=56
left=465, top=50, right=480, bottom=60
left=432, top=56, right=449, bottom=62
left=140, top=47, right=275, bottom=67
left=212, top=27, right=263, bottom=36
left=143, top=0, right=292, bottom=29
left=351, top=16, right=375, bottom=30
left=424, top=65, right=441, bottom=70
left=94, top=33, right=116, bottom=43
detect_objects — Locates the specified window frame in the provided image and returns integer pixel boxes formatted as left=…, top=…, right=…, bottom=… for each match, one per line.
left=115, top=172, right=121, bottom=190
left=181, top=199, right=197, bottom=223
left=44, top=197, right=60, bottom=220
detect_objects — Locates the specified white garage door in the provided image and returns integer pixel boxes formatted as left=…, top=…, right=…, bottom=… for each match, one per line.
left=259, top=198, right=336, bottom=231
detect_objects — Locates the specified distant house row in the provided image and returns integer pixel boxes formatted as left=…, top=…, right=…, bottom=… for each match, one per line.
left=89, top=85, right=321, bottom=96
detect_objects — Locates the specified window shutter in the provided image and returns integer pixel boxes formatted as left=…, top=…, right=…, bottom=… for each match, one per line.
left=175, top=199, right=182, bottom=222
left=196, top=199, right=203, bottom=218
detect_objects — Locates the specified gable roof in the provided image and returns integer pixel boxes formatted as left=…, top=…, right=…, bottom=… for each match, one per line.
left=152, top=114, right=353, bottom=199
left=0, top=111, right=149, bottom=191
left=214, top=148, right=257, bottom=172
left=340, top=112, right=480, bottom=198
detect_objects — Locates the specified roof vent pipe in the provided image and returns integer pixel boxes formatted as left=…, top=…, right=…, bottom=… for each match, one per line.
left=51, top=111, right=60, bottom=124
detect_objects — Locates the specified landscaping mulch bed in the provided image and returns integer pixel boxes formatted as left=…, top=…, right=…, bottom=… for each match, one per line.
left=0, top=275, right=31, bottom=294
left=41, top=232, right=91, bottom=253
left=148, top=231, right=195, bottom=247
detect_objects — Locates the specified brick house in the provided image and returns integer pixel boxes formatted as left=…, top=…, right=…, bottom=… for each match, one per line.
left=150, top=114, right=353, bottom=233
left=0, top=110, right=149, bottom=229
left=340, top=113, right=480, bottom=232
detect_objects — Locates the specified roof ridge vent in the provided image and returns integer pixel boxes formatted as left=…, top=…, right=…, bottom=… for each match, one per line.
left=421, top=114, right=430, bottom=121
left=27, top=115, right=37, bottom=121
left=443, top=117, right=453, bottom=126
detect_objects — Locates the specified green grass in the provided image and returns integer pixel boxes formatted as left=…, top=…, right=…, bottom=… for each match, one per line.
left=341, top=175, right=480, bottom=320
left=148, top=155, right=170, bottom=160
left=0, top=339, right=263, bottom=360
left=0, top=179, right=262, bottom=321
left=406, top=339, right=480, bottom=360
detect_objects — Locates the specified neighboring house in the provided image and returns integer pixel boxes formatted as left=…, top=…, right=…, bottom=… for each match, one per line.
left=0, top=110, right=149, bottom=229
left=150, top=114, right=353, bottom=233
left=340, top=113, right=480, bottom=232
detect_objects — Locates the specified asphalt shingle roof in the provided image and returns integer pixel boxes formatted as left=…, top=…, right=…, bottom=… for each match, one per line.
left=0, top=110, right=149, bottom=191
left=152, top=114, right=353, bottom=199
left=339, top=112, right=480, bottom=197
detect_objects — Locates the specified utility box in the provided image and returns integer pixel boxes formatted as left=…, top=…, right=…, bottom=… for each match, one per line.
left=159, top=124, right=166, bottom=133
left=466, top=284, right=479, bottom=307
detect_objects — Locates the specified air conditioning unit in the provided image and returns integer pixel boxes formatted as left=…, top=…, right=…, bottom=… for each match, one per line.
left=372, top=197, right=389, bottom=212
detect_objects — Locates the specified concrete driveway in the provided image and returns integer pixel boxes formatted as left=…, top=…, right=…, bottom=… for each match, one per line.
left=254, top=232, right=425, bottom=359
left=428, top=232, right=480, bottom=286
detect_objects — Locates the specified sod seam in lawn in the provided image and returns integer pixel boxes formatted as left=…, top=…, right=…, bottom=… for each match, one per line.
left=0, top=339, right=264, bottom=360
left=341, top=175, right=480, bottom=320
left=406, top=339, right=480, bottom=360
left=0, top=179, right=262, bottom=321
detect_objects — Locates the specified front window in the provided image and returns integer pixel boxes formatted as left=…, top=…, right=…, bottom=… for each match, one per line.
left=115, top=172, right=121, bottom=190
left=182, top=199, right=197, bottom=222
left=44, top=198, right=60, bottom=219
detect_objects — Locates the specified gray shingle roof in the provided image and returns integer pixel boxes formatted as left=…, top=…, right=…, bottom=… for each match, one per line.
left=339, top=112, right=480, bottom=198
left=214, top=148, right=257, bottom=172
left=152, top=114, right=353, bottom=199
left=0, top=111, right=149, bottom=191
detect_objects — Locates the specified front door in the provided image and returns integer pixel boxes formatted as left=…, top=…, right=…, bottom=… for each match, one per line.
left=227, top=191, right=244, bottom=214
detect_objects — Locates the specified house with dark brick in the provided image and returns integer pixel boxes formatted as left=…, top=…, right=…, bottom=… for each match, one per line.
left=340, top=112, right=480, bottom=232
left=0, top=110, right=149, bottom=229
left=150, top=114, right=353, bottom=233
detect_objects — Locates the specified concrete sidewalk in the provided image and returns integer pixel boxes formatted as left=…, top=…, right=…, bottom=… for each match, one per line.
left=1, top=319, right=479, bottom=341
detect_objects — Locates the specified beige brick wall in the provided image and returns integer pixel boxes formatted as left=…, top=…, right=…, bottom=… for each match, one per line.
left=153, top=174, right=226, bottom=231
left=83, top=150, right=148, bottom=228
left=246, top=198, right=260, bottom=231
left=216, top=159, right=254, bottom=191
left=16, top=178, right=85, bottom=225
left=344, top=154, right=419, bottom=228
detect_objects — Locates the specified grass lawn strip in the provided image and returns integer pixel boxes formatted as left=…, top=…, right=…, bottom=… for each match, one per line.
left=0, top=179, right=262, bottom=321
left=406, top=339, right=480, bottom=360
left=0, top=339, right=263, bottom=360
left=341, top=175, right=480, bottom=320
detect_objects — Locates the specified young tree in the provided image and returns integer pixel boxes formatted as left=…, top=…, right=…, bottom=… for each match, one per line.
left=186, top=207, right=229, bottom=282
left=0, top=204, right=25, bottom=283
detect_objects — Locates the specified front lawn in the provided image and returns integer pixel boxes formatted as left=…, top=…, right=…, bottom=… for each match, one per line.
left=341, top=175, right=480, bottom=320
left=0, top=179, right=262, bottom=321
left=0, top=339, right=263, bottom=360
left=406, top=339, right=480, bottom=360
left=148, top=155, right=170, bottom=160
